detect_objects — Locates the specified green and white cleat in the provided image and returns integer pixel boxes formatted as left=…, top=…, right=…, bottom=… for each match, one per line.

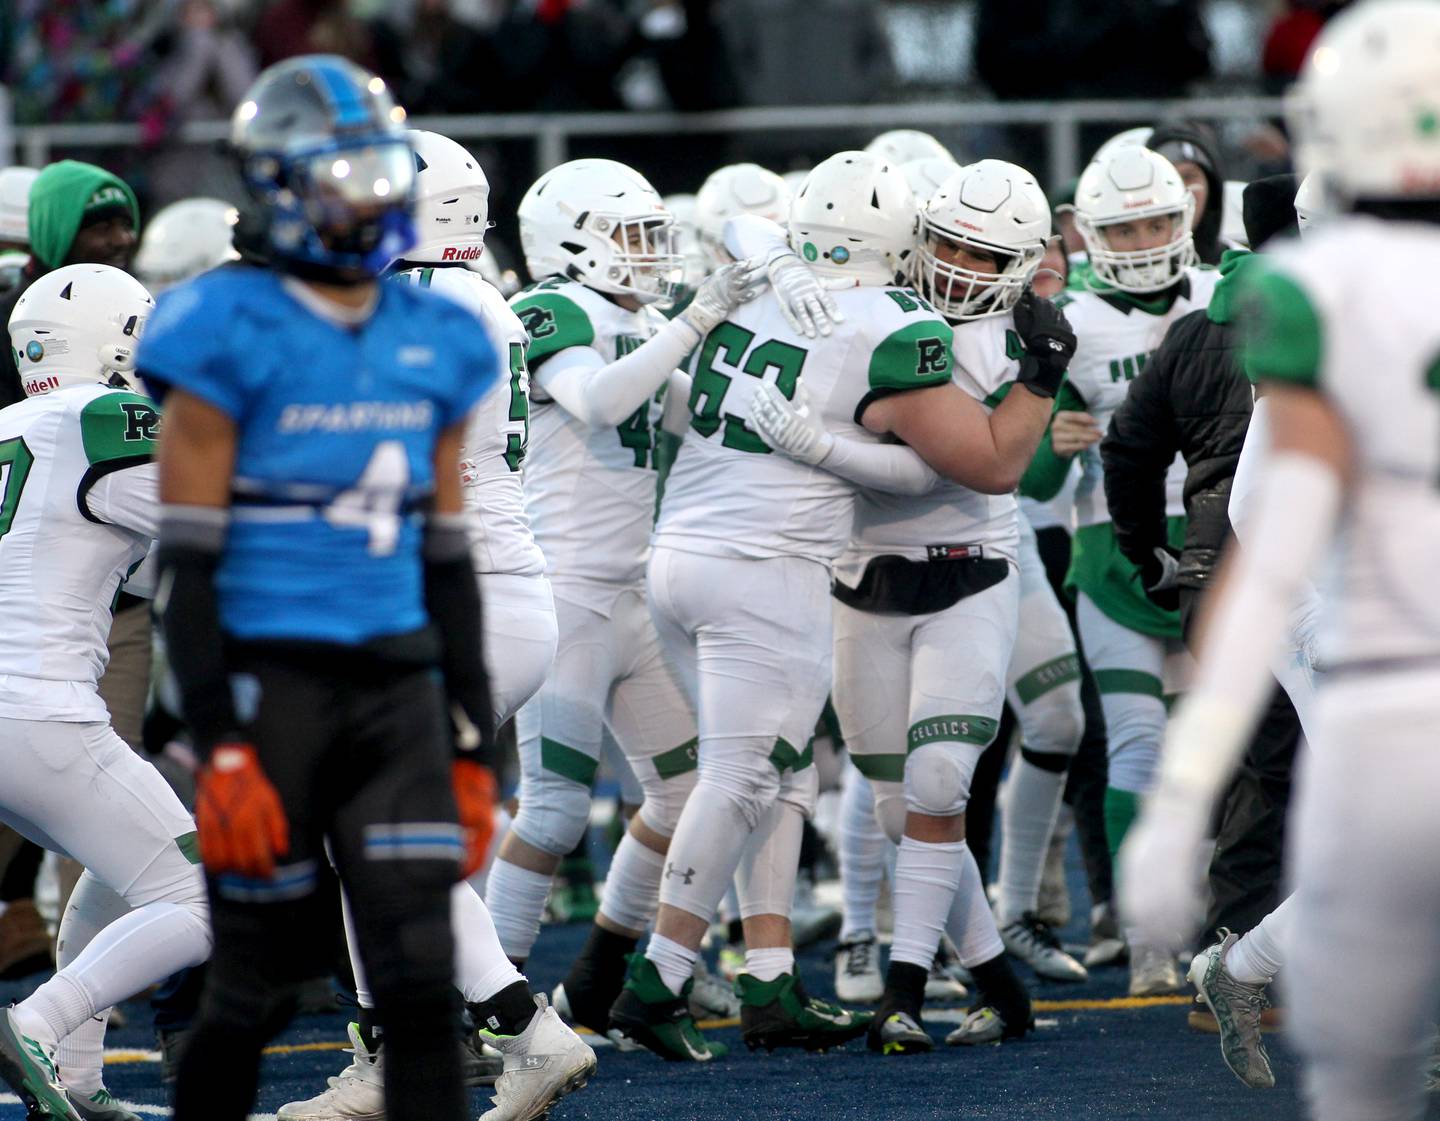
left=64, top=1088, right=141, bottom=1121
left=1187, top=931, right=1275, bottom=1090
left=608, top=954, right=728, bottom=1062
left=736, top=972, right=872, bottom=1052
left=0, top=1007, right=82, bottom=1121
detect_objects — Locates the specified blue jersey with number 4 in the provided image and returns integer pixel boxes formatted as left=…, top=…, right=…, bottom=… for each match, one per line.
left=139, top=267, right=498, bottom=645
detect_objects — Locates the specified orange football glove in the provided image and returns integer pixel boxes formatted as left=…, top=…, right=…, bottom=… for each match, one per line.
left=196, top=744, right=290, bottom=878
left=452, top=759, right=498, bottom=879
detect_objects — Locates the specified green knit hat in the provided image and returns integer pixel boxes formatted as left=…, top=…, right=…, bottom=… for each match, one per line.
left=27, top=160, right=139, bottom=269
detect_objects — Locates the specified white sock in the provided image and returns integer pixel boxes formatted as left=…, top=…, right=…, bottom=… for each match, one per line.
left=946, top=841, right=1005, bottom=967
left=744, top=947, right=794, bottom=982
left=889, top=836, right=966, bottom=971
left=341, top=888, right=374, bottom=1009
left=56, top=1011, right=109, bottom=1096
left=838, top=770, right=888, bottom=941
left=19, top=900, right=208, bottom=1044
left=483, top=859, right=554, bottom=962
left=452, top=882, right=527, bottom=1004
left=645, top=933, right=699, bottom=996
left=1226, top=894, right=1295, bottom=984
left=598, top=834, right=666, bottom=934
left=997, top=756, right=1067, bottom=925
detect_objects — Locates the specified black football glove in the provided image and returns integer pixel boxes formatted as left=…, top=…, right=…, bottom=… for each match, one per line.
left=1140, top=545, right=1182, bottom=612
left=1012, top=289, right=1077, bottom=398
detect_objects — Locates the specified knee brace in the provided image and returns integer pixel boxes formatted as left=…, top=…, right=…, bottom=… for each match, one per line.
left=871, top=780, right=907, bottom=846
left=695, top=737, right=782, bottom=830
left=636, top=767, right=697, bottom=838
left=904, top=742, right=981, bottom=819
left=511, top=771, right=594, bottom=856
left=1017, top=683, right=1084, bottom=759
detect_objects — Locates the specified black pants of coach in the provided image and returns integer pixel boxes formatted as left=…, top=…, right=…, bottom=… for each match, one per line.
left=172, top=645, right=464, bottom=1121
left=1179, top=589, right=1303, bottom=953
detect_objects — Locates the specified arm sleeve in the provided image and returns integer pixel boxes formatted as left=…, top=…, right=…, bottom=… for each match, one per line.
left=819, top=435, right=941, bottom=496
left=661, top=369, right=692, bottom=436
left=1018, top=381, right=1086, bottom=502
left=1100, top=339, right=1182, bottom=567
left=534, top=319, right=699, bottom=429
left=723, top=212, right=789, bottom=263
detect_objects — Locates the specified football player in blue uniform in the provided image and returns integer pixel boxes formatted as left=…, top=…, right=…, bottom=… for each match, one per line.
left=139, top=56, right=501, bottom=1121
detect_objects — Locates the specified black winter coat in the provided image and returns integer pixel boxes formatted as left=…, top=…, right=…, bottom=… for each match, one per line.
left=1099, top=306, right=1253, bottom=589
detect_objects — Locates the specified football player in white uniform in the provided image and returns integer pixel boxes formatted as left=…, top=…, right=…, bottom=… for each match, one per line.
left=1023, top=144, right=1217, bottom=995
left=278, top=131, right=595, bottom=1121
left=746, top=160, right=1084, bottom=1053
left=482, top=158, right=758, bottom=1033
left=1123, top=6, right=1440, bottom=1116
left=865, top=129, right=956, bottom=167
left=610, top=150, right=1063, bottom=1061
left=0, top=266, right=213, bottom=1121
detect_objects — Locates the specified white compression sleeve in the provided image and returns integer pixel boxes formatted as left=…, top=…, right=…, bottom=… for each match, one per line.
left=661, top=369, right=693, bottom=436
left=536, top=318, right=700, bottom=429
left=1157, top=451, right=1340, bottom=809
left=819, top=435, right=942, bottom=496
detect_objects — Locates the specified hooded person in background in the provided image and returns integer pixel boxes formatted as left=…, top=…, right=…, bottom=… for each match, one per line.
left=0, top=160, right=140, bottom=409
left=1148, top=123, right=1230, bottom=266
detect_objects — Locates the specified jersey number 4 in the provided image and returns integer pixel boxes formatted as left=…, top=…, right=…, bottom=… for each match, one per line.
left=0, top=436, right=34, bottom=544
left=689, top=322, right=807, bottom=454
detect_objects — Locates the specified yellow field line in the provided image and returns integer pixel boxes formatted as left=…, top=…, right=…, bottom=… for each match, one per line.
left=101, top=995, right=1192, bottom=1065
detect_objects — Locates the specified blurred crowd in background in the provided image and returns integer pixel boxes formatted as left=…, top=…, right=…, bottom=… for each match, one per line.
left=0, top=0, right=1351, bottom=290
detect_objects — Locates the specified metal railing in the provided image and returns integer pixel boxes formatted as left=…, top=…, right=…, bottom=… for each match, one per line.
left=4, top=95, right=1285, bottom=186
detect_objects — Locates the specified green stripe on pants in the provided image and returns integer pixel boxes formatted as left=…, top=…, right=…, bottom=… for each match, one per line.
left=1092, top=668, right=1163, bottom=699
left=769, top=737, right=814, bottom=773
left=850, top=753, right=905, bottom=783
left=540, top=737, right=599, bottom=786
left=1103, top=785, right=1140, bottom=858
left=906, top=714, right=999, bottom=751
left=652, top=738, right=699, bottom=780
left=1013, top=653, right=1081, bottom=705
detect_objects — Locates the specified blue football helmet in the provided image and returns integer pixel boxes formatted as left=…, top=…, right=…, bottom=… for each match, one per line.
left=231, top=55, right=416, bottom=282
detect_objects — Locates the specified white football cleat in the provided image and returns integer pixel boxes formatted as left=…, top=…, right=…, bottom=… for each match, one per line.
left=277, top=1022, right=385, bottom=1121
left=1001, top=913, right=1089, bottom=983
left=479, top=996, right=596, bottom=1121
left=1128, top=943, right=1184, bottom=997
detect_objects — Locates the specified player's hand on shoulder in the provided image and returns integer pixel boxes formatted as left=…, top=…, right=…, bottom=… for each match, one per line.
left=678, top=260, right=766, bottom=338
left=764, top=249, right=844, bottom=339
left=748, top=381, right=833, bottom=466
left=196, top=743, right=290, bottom=879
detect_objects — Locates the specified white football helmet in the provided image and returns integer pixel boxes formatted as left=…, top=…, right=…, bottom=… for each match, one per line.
left=899, top=156, right=963, bottom=203
left=1074, top=147, right=1196, bottom=294
left=781, top=169, right=811, bottom=197
left=0, top=167, right=38, bottom=246
left=1091, top=126, right=1154, bottom=166
left=1287, top=0, right=1440, bottom=202
left=1293, top=171, right=1330, bottom=238
left=915, top=160, right=1050, bottom=322
left=517, top=158, right=681, bottom=305
left=865, top=129, right=953, bottom=167
left=10, top=264, right=155, bottom=397
left=405, top=129, right=493, bottom=265
left=135, top=198, right=239, bottom=291
left=789, top=152, right=916, bottom=287
left=663, top=192, right=709, bottom=290
left=693, top=163, right=790, bottom=271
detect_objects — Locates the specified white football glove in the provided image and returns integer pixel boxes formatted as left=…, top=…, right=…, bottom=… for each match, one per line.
left=678, top=260, right=765, bottom=339
left=748, top=381, right=833, bottom=465
left=766, top=251, right=844, bottom=339
left=1117, top=786, right=1211, bottom=953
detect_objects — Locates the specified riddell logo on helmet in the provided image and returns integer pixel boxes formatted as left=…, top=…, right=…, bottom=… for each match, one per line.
left=441, top=246, right=483, bottom=261
left=24, top=375, right=60, bottom=396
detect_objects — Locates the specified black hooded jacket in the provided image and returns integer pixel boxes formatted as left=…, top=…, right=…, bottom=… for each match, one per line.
left=1149, top=123, right=1226, bottom=266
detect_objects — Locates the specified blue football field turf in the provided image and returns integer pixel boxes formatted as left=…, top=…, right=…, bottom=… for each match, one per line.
left=0, top=838, right=1326, bottom=1121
